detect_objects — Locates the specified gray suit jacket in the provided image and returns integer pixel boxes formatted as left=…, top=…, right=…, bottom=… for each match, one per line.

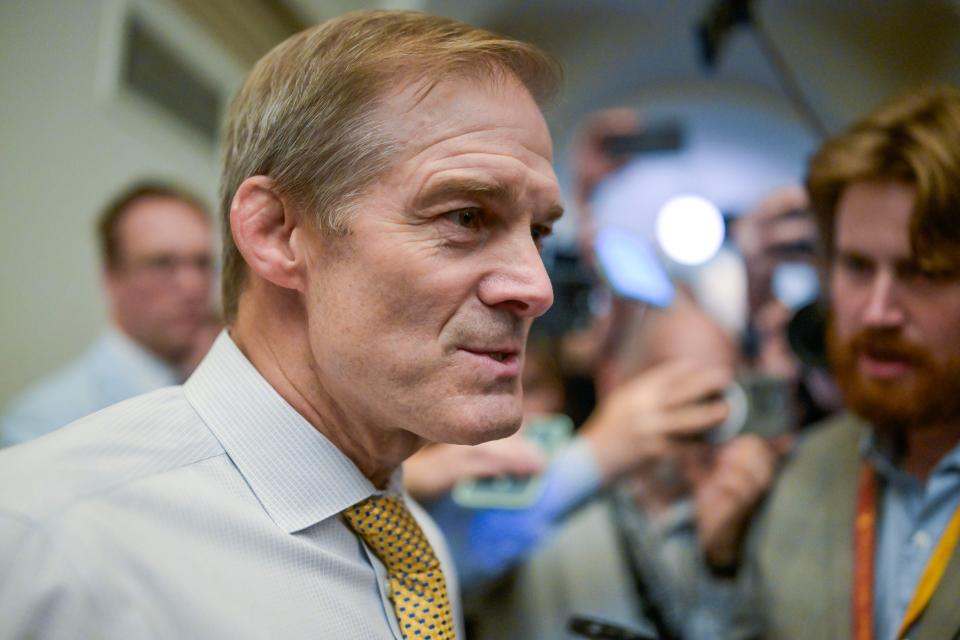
left=470, top=499, right=650, bottom=640
left=470, top=493, right=748, bottom=640
left=754, top=413, right=960, bottom=639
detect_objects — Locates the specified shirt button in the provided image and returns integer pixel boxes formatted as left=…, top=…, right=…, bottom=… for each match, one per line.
left=913, top=531, right=931, bottom=549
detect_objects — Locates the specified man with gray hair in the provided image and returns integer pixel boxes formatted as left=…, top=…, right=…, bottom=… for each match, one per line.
left=0, top=11, right=562, bottom=639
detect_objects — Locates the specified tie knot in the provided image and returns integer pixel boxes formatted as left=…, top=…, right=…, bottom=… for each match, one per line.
left=342, top=495, right=440, bottom=576
left=342, top=494, right=457, bottom=639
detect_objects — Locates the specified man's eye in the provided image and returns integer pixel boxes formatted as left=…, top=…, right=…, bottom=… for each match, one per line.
left=531, top=224, right=553, bottom=246
left=193, top=256, right=213, bottom=272
left=148, top=256, right=177, bottom=272
left=444, top=208, right=484, bottom=230
left=839, top=254, right=872, bottom=277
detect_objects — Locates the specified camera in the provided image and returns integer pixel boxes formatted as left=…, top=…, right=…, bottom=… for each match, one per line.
left=709, top=374, right=792, bottom=442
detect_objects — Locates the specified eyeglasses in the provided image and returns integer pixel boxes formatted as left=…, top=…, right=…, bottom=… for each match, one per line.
left=119, top=254, right=214, bottom=281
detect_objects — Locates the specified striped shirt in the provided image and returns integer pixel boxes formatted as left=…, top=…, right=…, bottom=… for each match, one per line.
left=0, top=331, right=461, bottom=639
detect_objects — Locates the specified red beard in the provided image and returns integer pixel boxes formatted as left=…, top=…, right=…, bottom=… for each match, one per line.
left=826, top=321, right=960, bottom=430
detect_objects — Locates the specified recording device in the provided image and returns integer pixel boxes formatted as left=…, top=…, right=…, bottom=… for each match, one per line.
left=602, top=121, right=685, bottom=157
left=708, top=374, right=792, bottom=443
left=787, top=300, right=830, bottom=369
left=569, top=615, right=657, bottom=640
left=452, top=414, right=574, bottom=509
left=538, top=246, right=594, bottom=336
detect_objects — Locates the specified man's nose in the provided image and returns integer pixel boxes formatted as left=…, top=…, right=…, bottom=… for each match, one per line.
left=478, top=234, right=554, bottom=318
left=862, top=270, right=905, bottom=328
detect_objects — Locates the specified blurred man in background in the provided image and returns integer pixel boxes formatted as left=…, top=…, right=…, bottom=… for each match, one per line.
left=0, top=182, right=216, bottom=447
left=472, top=292, right=781, bottom=640
left=749, top=84, right=960, bottom=639
left=734, top=185, right=843, bottom=429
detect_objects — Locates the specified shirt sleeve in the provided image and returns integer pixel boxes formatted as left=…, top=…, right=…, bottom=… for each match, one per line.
left=425, top=436, right=603, bottom=594
left=0, top=510, right=149, bottom=640
left=0, top=512, right=87, bottom=639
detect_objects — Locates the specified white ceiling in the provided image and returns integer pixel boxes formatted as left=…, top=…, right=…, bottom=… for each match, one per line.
left=282, top=0, right=960, bottom=232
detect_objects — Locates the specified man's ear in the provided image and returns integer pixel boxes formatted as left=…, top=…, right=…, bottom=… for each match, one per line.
left=230, top=176, right=307, bottom=292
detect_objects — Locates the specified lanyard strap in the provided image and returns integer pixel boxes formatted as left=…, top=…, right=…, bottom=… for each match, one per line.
left=853, top=464, right=877, bottom=640
left=897, top=488, right=960, bottom=638
left=853, top=463, right=960, bottom=640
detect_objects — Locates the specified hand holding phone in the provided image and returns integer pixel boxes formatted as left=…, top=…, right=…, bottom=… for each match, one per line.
left=452, top=414, right=574, bottom=509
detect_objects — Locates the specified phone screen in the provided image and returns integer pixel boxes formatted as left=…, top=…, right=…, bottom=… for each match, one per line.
left=452, top=414, right=573, bottom=509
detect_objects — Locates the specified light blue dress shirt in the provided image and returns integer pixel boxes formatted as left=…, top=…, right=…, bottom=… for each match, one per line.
left=0, top=331, right=461, bottom=639
left=865, top=435, right=960, bottom=640
left=1, top=328, right=182, bottom=447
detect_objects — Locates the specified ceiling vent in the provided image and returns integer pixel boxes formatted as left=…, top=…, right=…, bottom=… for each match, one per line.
left=120, top=14, right=222, bottom=144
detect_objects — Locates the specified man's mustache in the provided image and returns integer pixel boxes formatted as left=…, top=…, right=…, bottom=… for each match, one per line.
left=447, top=315, right=526, bottom=348
left=848, top=329, right=929, bottom=365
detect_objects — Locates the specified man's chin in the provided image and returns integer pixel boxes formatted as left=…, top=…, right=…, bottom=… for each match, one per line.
left=842, top=373, right=956, bottom=430
left=429, top=399, right=523, bottom=446
left=464, top=419, right=522, bottom=445
left=840, top=372, right=905, bottom=420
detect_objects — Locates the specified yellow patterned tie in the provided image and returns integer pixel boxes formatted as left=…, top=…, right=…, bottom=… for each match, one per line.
left=342, top=494, right=456, bottom=640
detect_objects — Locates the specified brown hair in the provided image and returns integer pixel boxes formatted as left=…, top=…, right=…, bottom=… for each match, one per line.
left=97, top=182, right=209, bottom=270
left=806, top=84, right=960, bottom=264
left=218, top=9, right=562, bottom=321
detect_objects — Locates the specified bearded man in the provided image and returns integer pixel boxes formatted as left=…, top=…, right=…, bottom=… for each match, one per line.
left=750, top=84, right=960, bottom=640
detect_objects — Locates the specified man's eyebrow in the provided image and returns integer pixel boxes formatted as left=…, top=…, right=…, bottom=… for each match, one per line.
left=836, top=248, right=869, bottom=260
left=417, top=177, right=564, bottom=220
left=544, top=203, right=565, bottom=222
left=417, top=177, right=514, bottom=206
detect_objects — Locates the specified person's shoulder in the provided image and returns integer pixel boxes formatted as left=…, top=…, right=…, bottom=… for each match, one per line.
left=0, top=386, right=224, bottom=523
left=0, top=353, right=103, bottom=445
left=784, top=413, right=863, bottom=471
left=525, top=496, right=619, bottom=571
left=762, top=412, right=863, bottom=518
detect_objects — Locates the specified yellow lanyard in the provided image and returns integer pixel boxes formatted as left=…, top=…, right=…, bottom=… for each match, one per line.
left=854, top=464, right=960, bottom=639
left=896, top=495, right=960, bottom=638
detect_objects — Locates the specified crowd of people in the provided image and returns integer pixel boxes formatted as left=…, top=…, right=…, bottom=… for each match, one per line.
left=1, top=9, right=959, bottom=640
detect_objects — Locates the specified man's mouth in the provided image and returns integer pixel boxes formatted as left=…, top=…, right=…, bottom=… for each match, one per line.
left=858, top=350, right=916, bottom=379
left=465, top=349, right=518, bottom=362
left=459, top=346, right=521, bottom=370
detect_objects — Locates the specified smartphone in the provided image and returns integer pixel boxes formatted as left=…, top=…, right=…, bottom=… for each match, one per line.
left=709, top=374, right=792, bottom=442
left=569, top=615, right=657, bottom=640
left=602, top=121, right=685, bottom=156
left=452, top=414, right=574, bottom=509
left=739, top=373, right=793, bottom=439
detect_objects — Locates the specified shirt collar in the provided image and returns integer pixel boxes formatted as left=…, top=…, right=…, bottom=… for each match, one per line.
left=860, top=420, right=960, bottom=487
left=183, top=331, right=401, bottom=533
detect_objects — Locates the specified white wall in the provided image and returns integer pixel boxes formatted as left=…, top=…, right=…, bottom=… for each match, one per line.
left=0, top=0, right=243, bottom=407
